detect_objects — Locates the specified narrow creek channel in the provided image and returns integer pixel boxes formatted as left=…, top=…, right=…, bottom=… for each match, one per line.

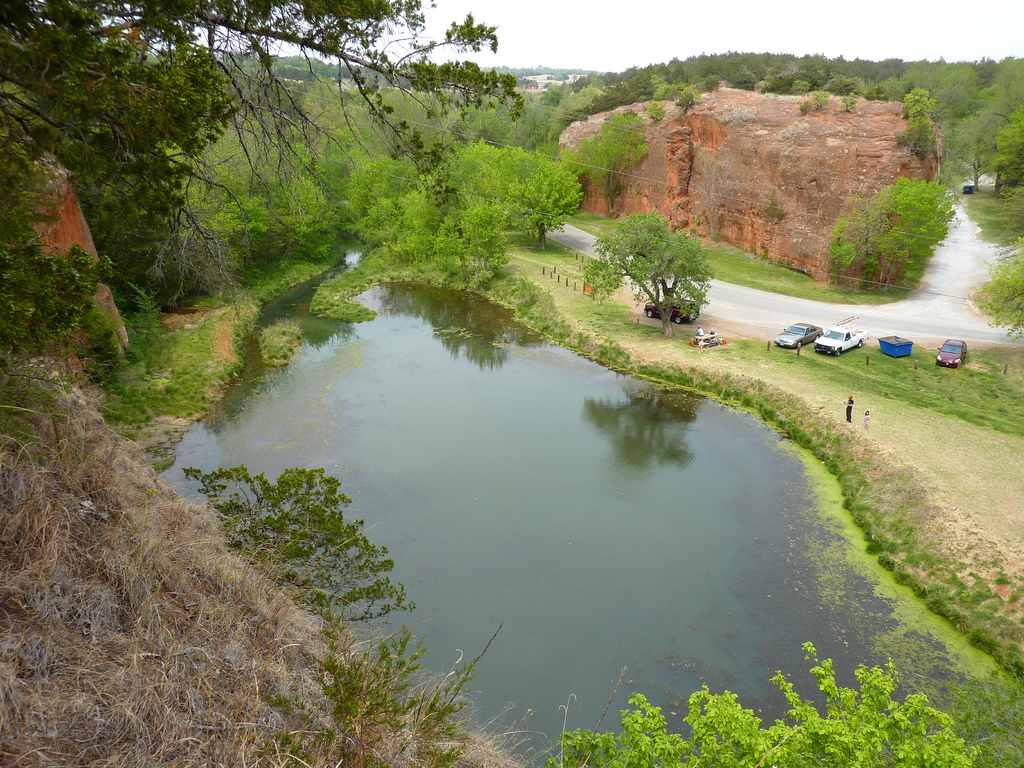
left=163, top=268, right=990, bottom=756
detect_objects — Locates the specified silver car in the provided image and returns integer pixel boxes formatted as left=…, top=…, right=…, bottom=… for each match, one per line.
left=774, top=322, right=822, bottom=349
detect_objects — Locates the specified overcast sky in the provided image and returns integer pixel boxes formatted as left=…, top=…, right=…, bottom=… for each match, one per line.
left=423, top=0, right=1024, bottom=72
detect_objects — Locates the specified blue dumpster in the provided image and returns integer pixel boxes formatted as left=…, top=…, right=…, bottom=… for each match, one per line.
left=879, top=335, right=913, bottom=357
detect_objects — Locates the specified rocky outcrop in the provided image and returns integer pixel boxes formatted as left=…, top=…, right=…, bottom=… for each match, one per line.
left=34, top=165, right=128, bottom=350
left=560, top=89, right=939, bottom=279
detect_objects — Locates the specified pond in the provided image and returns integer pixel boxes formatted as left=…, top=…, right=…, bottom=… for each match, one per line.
left=164, top=270, right=980, bottom=756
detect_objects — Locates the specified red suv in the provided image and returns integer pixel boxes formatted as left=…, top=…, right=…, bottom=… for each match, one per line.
left=644, top=302, right=699, bottom=324
left=936, top=339, right=967, bottom=368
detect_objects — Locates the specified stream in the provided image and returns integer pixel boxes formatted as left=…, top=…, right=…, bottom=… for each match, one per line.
left=163, top=268, right=986, bottom=756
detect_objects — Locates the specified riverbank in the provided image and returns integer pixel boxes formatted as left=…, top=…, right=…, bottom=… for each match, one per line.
left=99, top=251, right=357, bottom=464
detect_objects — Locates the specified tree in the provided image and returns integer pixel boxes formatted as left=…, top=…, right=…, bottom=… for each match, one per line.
left=981, top=237, right=1024, bottom=336
left=799, top=90, right=830, bottom=114
left=830, top=179, right=954, bottom=287
left=184, top=465, right=409, bottom=621
left=567, top=113, right=648, bottom=215
left=1, top=0, right=518, bottom=329
left=900, top=88, right=939, bottom=159
left=947, top=111, right=1001, bottom=187
left=551, top=644, right=974, bottom=768
left=675, top=85, right=701, bottom=113
left=435, top=201, right=509, bottom=287
left=588, top=213, right=711, bottom=337
left=995, top=107, right=1024, bottom=190
left=511, top=160, right=583, bottom=247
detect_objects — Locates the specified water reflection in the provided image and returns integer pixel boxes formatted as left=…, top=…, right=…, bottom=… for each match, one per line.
left=377, top=282, right=540, bottom=370
left=582, top=387, right=699, bottom=470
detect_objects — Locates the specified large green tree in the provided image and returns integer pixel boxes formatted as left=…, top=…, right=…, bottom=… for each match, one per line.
left=586, top=212, right=711, bottom=337
left=510, top=159, right=582, bottom=247
left=830, top=179, right=954, bottom=288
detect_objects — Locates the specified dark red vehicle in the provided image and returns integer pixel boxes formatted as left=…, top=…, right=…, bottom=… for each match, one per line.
left=644, top=302, right=699, bottom=324
left=936, top=339, right=967, bottom=368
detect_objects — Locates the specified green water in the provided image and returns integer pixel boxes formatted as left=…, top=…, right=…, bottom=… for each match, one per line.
left=164, top=278, right=986, bottom=755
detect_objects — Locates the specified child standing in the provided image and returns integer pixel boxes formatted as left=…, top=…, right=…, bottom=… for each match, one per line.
left=863, top=409, right=871, bottom=431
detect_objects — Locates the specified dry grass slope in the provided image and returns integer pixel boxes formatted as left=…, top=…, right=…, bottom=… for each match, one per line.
left=0, top=379, right=519, bottom=768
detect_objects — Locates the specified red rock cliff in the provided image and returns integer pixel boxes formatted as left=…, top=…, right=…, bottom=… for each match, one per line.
left=560, top=88, right=939, bottom=279
left=34, top=166, right=128, bottom=350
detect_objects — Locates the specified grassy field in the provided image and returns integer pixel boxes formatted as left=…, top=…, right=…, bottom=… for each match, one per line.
left=962, top=190, right=1023, bottom=246
left=566, top=213, right=908, bottom=305
left=101, top=301, right=259, bottom=426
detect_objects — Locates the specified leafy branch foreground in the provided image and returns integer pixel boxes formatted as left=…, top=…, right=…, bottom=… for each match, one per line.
left=555, top=644, right=972, bottom=768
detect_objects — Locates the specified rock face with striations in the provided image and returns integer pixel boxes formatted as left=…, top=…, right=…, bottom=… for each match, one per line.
left=559, top=88, right=939, bottom=279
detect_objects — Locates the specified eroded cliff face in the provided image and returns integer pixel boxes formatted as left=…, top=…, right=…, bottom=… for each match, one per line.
left=34, top=166, right=128, bottom=350
left=560, top=88, right=939, bottom=279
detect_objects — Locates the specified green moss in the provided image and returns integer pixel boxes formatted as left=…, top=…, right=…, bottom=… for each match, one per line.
left=102, top=300, right=259, bottom=426
left=259, top=319, right=303, bottom=367
left=791, top=443, right=1000, bottom=683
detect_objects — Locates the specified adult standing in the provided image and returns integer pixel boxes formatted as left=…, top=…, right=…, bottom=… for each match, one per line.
left=846, top=395, right=854, bottom=424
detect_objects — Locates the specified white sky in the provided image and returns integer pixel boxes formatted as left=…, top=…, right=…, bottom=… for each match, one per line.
left=423, top=0, right=1024, bottom=72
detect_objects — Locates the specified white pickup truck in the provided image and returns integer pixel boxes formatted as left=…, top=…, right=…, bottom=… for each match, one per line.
left=814, top=326, right=866, bottom=355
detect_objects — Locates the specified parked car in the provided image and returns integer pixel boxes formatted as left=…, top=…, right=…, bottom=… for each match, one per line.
left=644, top=302, right=698, bottom=324
left=936, top=339, right=967, bottom=368
left=774, top=322, right=822, bottom=348
left=814, top=326, right=866, bottom=355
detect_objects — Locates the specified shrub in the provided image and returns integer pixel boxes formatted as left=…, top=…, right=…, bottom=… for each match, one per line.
left=550, top=644, right=974, bottom=768
left=764, top=194, right=786, bottom=223
left=791, top=78, right=811, bottom=94
left=826, top=74, right=862, bottom=95
left=841, top=94, right=858, bottom=112
left=258, top=319, right=303, bottom=367
left=0, top=240, right=101, bottom=356
left=700, top=74, right=720, bottom=92
left=646, top=101, right=666, bottom=121
left=675, top=84, right=700, bottom=113
left=185, top=465, right=409, bottom=621
left=799, top=90, right=830, bottom=114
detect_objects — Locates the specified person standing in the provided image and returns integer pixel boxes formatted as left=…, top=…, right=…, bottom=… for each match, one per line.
left=846, top=395, right=854, bottom=424
left=863, top=410, right=871, bottom=431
